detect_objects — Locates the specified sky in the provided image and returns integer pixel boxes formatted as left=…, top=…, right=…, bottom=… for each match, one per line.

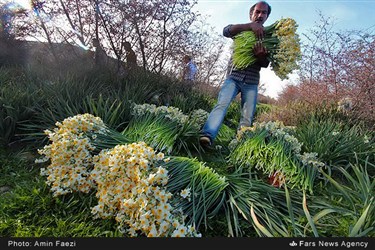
left=193, top=0, right=375, bottom=98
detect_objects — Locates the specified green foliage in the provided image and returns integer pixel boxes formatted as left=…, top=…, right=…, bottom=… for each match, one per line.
left=120, top=104, right=205, bottom=156
left=163, top=157, right=228, bottom=231
left=294, top=116, right=375, bottom=167
left=224, top=101, right=241, bottom=128
left=255, top=103, right=273, bottom=118
left=1, top=64, right=375, bottom=238
left=124, top=69, right=213, bottom=114
left=123, top=112, right=179, bottom=154
left=0, top=68, right=43, bottom=146
left=163, top=157, right=305, bottom=237
left=216, top=124, right=236, bottom=146
left=21, top=76, right=128, bottom=131
left=232, top=18, right=301, bottom=80
left=0, top=151, right=37, bottom=188
left=224, top=172, right=304, bottom=237
left=0, top=67, right=213, bottom=147
left=82, top=95, right=130, bottom=131
left=215, top=101, right=272, bottom=129
left=308, top=158, right=375, bottom=236
left=229, top=122, right=324, bottom=193
left=0, top=186, right=121, bottom=237
left=0, top=152, right=121, bottom=237
left=168, top=91, right=213, bottom=114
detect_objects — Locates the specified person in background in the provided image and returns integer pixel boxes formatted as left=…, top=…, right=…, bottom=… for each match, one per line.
left=199, top=1, right=271, bottom=148
left=123, top=41, right=137, bottom=70
left=92, top=38, right=108, bottom=67
left=182, top=54, right=198, bottom=82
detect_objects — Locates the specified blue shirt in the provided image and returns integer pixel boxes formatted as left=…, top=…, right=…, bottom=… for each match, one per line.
left=184, top=60, right=198, bottom=81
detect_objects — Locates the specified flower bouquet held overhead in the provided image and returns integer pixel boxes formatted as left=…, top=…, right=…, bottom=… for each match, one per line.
left=232, top=18, right=301, bottom=80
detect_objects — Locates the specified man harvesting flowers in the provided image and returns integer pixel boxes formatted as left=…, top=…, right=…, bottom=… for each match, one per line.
left=232, top=17, right=301, bottom=80
left=200, top=1, right=271, bottom=148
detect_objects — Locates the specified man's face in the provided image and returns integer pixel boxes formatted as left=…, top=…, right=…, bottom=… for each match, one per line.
left=183, top=56, right=189, bottom=63
left=250, top=3, right=269, bottom=25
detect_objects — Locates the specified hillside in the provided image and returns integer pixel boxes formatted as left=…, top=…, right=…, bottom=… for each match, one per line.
left=1, top=38, right=96, bottom=70
left=0, top=39, right=374, bottom=238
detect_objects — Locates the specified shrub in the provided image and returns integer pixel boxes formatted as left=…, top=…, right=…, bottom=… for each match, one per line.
left=294, top=116, right=374, bottom=167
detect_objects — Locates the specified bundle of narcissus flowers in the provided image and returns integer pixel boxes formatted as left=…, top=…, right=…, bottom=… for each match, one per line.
left=36, top=113, right=202, bottom=237
left=37, top=113, right=108, bottom=196
left=232, top=17, right=301, bottom=80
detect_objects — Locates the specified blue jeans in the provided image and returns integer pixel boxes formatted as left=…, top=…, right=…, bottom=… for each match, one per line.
left=201, top=77, right=258, bottom=141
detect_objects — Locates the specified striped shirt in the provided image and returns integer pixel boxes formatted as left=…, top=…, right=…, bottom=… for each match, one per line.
left=223, top=25, right=269, bottom=85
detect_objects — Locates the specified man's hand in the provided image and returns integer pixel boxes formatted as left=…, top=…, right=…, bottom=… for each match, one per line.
left=248, top=22, right=264, bottom=40
left=253, top=41, right=269, bottom=67
left=224, top=22, right=265, bottom=38
left=253, top=41, right=267, bottom=58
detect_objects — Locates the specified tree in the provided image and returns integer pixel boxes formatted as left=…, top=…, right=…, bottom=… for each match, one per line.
left=8, top=0, right=228, bottom=85
left=278, top=13, right=374, bottom=128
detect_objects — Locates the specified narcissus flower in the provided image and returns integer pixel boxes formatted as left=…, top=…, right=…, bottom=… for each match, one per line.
left=232, top=18, right=301, bottom=80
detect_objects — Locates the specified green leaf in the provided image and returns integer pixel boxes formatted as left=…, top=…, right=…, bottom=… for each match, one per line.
left=250, top=206, right=273, bottom=237
left=302, top=192, right=319, bottom=237
left=349, top=202, right=372, bottom=237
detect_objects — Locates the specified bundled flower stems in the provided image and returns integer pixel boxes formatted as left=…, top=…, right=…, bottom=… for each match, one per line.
left=232, top=18, right=301, bottom=80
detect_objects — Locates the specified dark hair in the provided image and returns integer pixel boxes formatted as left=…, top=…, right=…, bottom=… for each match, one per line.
left=123, top=41, right=131, bottom=48
left=250, top=1, right=271, bottom=17
left=92, top=38, right=99, bottom=46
